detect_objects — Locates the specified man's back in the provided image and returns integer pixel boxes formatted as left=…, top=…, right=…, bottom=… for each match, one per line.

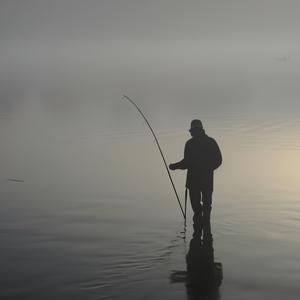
left=184, top=133, right=222, bottom=190
left=169, top=121, right=222, bottom=191
left=185, top=134, right=222, bottom=171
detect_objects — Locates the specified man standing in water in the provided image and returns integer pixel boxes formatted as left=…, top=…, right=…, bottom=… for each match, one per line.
left=169, top=120, right=222, bottom=232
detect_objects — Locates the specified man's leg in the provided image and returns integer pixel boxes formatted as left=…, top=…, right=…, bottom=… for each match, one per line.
left=189, top=188, right=202, bottom=214
left=201, top=190, right=213, bottom=238
left=189, top=188, right=203, bottom=235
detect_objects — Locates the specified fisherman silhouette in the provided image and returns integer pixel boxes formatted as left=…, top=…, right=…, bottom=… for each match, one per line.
left=170, top=213, right=223, bottom=299
left=169, top=119, right=222, bottom=227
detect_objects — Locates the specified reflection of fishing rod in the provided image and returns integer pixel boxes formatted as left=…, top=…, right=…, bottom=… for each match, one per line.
left=123, top=95, right=186, bottom=220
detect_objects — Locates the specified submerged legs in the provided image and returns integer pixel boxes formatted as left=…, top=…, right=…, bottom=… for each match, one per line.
left=189, top=189, right=212, bottom=237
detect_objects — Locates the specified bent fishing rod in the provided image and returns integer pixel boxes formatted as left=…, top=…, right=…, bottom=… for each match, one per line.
left=123, top=95, right=186, bottom=220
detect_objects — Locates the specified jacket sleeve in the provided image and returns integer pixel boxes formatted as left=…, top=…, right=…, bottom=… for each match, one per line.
left=211, top=139, right=222, bottom=170
left=171, top=141, right=190, bottom=170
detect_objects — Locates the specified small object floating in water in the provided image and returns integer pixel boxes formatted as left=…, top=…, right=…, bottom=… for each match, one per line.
left=169, top=270, right=187, bottom=283
left=6, top=178, right=24, bottom=183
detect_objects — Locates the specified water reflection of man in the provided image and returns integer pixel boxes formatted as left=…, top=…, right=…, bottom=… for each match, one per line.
left=169, top=119, right=222, bottom=229
left=170, top=215, right=223, bottom=300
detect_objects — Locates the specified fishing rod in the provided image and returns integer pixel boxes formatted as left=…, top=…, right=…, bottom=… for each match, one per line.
left=123, top=95, right=186, bottom=220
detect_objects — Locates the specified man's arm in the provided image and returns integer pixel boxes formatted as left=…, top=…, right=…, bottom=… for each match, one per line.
left=169, top=159, right=187, bottom=170
left=169, top=141, right=190, bottom=170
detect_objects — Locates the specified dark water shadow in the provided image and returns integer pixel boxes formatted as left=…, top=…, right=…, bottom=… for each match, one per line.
left=170, top=216, right=223, bottom=299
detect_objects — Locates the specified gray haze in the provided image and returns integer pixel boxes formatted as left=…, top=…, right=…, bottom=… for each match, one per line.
left=1, top=3, right=300, bottom=299
left=1, top=1, right=300, bottom=125
left=1, top=0, right=300, bottom=196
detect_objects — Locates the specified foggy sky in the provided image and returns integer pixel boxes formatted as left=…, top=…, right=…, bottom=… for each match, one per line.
left=1, top=0, right=300, bottom=201
left=1, top=1, right=300, bottom=129
left=1, top=1, right=300, bottom=43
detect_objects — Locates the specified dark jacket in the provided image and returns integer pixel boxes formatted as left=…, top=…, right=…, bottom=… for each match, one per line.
left=172, top=130, right=222, bottom=190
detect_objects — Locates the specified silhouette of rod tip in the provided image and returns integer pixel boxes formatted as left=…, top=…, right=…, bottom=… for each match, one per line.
left=123, top=94, right=186, bottom=219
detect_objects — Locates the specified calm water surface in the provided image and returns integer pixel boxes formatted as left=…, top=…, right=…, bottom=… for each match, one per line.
left=0, top=98, right=300, bottom=300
